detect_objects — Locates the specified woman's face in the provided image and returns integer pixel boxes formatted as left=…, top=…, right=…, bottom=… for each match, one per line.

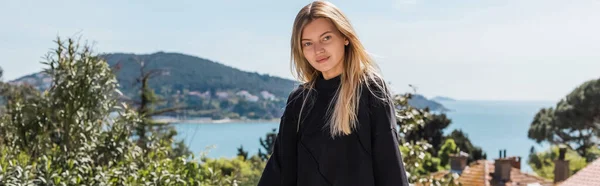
left=301, top=18, right=348, bottom=79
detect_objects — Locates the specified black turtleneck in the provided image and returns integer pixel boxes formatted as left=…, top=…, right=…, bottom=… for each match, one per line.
left=258, top=73, right=410, bottom=186
left=296, top=73, right=343, bottom=185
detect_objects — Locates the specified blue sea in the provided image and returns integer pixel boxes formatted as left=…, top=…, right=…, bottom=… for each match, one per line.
left=174, top=100, right=553, bottom=173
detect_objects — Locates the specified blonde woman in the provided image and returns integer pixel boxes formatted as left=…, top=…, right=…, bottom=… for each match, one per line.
left=258, top=1, right=409, bottom=185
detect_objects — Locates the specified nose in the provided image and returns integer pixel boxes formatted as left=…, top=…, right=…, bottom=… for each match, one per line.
left=314, top=43, right=325, bottom=54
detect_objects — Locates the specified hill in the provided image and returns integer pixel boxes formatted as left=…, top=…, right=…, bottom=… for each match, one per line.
left=408, top=94, right=449, bottom=112
left=432, top=96, right=456, bottom=102
left=102, top=52, right=299, bottom=99
left=9, top=52, right=447, bottom=120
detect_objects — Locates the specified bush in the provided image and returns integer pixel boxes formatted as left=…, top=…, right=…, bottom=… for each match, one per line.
left=0, top=37, right=262, bottom=185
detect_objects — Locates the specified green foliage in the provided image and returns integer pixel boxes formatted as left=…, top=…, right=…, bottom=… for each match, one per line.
left=236, top=145, right=249, bottom=161
left=404, top=113, right=451, bottom=157
left=399, top=141, right=442, bottom=176
left=393, top=93, right=460, bottom=185
left=446, top=129, right=487, bottom=163
left=0, top=37, right=265, bottom=185
left=527, top=146, right=594, bottom=180
left=200, top=155, right=265, bottom=186
left=128, top=59, right=191, bottom=157
left=438, top=139, right=458, bottom=168
left=528, top=78, right=600, bottom=161
left=258, top=128, right=277, bottom=161
left=398, top=92, right=484, bottom=177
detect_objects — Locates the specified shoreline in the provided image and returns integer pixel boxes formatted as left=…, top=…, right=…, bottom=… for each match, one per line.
left=153, top=117, right=280, bottom=124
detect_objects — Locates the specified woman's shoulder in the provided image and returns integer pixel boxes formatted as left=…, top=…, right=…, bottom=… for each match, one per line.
left=287, top=83, right=307, bottom=101
left=283, top=83, right=311, bottom=109
left=361, top=75, right=392, bottom=99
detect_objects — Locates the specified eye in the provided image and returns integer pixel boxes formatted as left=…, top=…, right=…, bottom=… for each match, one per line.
left=303, top=42, right=312, bottom=47
left=323, top=35, right=332, bottom=41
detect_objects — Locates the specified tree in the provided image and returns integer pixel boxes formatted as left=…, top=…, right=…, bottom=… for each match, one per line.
left=404, top=113, right=452, bottom=156
left=528, top=78, right=600, bottom=161
left=123, top=59, right=191, bottom=157
left=527, top=146, right=593, bottom=180
left=447, top=129, right=487, bottom=163
left=237, top=145, right=249, bottom=161
left=0, top=36, right=281, bottom=185
left=393, top=92, right=460, bottom=185
left=438, top=139, right=459, bottom=168
left=258, top=128, right=277, bottom=161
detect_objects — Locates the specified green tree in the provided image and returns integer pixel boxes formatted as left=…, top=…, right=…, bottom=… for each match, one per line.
left=0, top=70, right=40, bottom=150
left=0, top=37, right=251, bottom=185
left=258, top=128, right=277, bottom=161
left=447, top=129, right=487, bottom=163
left=528, top=78, right=600, bottom=161
left=237, top=145, right=249, bottom=160
left=393, top=92, right=460, bottom=185
left=404, top=113, right=452, bottom=156
left=126, top=59, right=191, bottom=158
left=527, top=146, right=594, bottom=180
left=438, top=139, right=459, bottom=168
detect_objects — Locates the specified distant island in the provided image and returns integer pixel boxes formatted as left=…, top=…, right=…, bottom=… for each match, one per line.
left=10, top=52, right=447, bottom=121
left=432, top=96, right=456, bottom=102
left=409, top=95, right=449, bottom=112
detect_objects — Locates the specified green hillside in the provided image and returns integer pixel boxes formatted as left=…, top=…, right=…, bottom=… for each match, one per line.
left=10, top=52, right=447, bottom=120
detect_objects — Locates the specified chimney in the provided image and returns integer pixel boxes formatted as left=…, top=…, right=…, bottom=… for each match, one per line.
left=508, top=156, right=521, bottom=169
left=450, top=151, right=469, bottom=175
left=554, top=147, right=570, bottom=183
left=494, top=149, right=512, bottom=183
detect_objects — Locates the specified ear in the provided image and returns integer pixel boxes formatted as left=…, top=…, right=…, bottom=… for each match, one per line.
left=345, top=39, right=349, bottom=46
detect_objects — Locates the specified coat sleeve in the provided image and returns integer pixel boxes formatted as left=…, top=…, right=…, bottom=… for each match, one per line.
left=257, top=117, right=285, bottom=186
left=258, top=86, right=303, bottom=186
left=369, top=85, right=410, bottom=186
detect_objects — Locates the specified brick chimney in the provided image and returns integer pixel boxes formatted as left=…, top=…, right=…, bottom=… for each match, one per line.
left=554, top=147, right=570, bottom=183
left=450, top=151, right=469, bottom=175
left=494, top=149, right=512, bottom=184
left=508, top=156, right=521, bottom=169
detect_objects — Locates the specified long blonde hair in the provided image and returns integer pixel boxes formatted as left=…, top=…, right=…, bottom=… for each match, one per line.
left=290, top=1, right=391, bottom=138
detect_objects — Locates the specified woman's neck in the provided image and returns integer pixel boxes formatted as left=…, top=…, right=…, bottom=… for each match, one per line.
left=315, top=72, right=341, bottom=91
left=321, top=68, right=343, bottom=80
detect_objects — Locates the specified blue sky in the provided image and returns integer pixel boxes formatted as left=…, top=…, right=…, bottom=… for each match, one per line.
left=1, top=0, right=599, bottom=101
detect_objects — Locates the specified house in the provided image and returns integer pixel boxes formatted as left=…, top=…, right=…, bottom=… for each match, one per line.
left=427, top=150, right=553, bottom=186
left=236, top=90, right=259, bottom=102
left=260, top=90, right=278, bottom=101
left=557, top=152, right=600, bottom=186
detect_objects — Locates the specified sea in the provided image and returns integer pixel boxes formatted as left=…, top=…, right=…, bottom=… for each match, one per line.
left=173, top=100, right=554, bottom=173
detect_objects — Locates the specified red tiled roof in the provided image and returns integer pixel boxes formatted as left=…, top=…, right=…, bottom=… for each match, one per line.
left=487, top=161, right=553, bottom=186
left=457, top=160, right=489, bottom=186
left=559, top=158, right=600, bottom=186
left=432, top=160, right=553, bottom=186
left=430, top=170, right=450, bottom=180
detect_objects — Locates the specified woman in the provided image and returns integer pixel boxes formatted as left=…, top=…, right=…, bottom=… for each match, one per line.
left=258, top=1, right=409, bottom=186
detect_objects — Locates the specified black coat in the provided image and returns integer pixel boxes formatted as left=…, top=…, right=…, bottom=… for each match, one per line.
left=258, top=79, right=409, bottom=186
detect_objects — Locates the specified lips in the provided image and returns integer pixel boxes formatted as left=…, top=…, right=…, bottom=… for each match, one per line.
left=316, top=56, right=330, bottom=63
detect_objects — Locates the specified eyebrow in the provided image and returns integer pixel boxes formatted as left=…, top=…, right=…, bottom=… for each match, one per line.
left=301, top=31, right=332, bottom=41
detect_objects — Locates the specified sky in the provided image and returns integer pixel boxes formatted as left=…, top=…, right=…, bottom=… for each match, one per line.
left=1, top=0, right=599, bottom=101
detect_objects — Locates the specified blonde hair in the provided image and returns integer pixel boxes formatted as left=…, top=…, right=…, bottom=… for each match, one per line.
left=290, top=0, right=392, bottom=138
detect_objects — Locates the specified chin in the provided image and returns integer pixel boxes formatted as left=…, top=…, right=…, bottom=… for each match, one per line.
left=313, top=65, right=333, bottom=73
left=313, top=62, right=338, bottom=72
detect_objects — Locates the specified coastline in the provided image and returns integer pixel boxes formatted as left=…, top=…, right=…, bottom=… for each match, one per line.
left=153, top=116, right=280, bottom=124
